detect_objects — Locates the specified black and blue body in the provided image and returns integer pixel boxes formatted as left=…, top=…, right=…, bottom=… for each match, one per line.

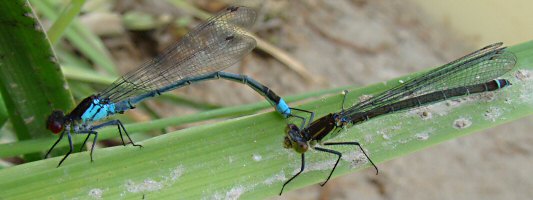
left=78, top=71, right=292, bottom=123
left=279, top=42, right=517, bottom=195
left=44, top=6, right=306, bottom=167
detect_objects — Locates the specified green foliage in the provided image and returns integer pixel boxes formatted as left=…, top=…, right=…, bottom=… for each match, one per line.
left=0, top=0, right=73, bottom=161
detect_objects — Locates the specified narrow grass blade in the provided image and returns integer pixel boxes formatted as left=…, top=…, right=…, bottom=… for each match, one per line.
left=46, top=0, right=86, bottom=45
left=0, top=1, right=72, bottom=145
left=29, top=0, right=118, bottom=75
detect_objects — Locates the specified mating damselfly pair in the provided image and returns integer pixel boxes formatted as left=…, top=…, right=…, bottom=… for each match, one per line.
left=45, top=6, right=310, bottom=166
left=42, top=5, right=517, bottom=196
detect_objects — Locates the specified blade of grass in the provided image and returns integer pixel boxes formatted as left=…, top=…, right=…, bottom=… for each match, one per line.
left=61, top=64, right=115, bottom=84
left=55, top=47, right=93, bottom=69
left=0, top=41, right=531, bottom=199
left=29, top=0, right=118, bottom=75
left=0, top=0, right=73, bottom=160
left=46, top=0, right=86, bottom=45
left=0, top=94, right=7, bottom=128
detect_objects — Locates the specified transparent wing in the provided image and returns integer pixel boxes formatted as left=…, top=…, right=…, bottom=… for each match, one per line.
left=342, top=43, right=516, bottom=116
left=413, top=50, right=515, bottom=96
left=98, top=6, right=257, bottom=103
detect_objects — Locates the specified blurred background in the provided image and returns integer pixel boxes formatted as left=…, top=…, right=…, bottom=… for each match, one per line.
left=3, top=0, right=533, bottom=199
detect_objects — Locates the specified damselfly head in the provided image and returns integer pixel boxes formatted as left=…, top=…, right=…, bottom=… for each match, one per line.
left=284, top=124, right=308, bottom=153
left=46, top=110, right=65, bottom=134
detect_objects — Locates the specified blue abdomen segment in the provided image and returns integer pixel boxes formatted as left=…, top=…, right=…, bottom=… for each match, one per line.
left=81, top=98, right=116, bottom=122
left=276, top=98, right=291, bottom=118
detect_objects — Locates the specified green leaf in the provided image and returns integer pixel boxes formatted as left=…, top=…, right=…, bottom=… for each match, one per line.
left=29, top=0, right=118, bottom=75
left=0, top=41, right=532, bottom=199
left=0, top=0, right=73, bottom=160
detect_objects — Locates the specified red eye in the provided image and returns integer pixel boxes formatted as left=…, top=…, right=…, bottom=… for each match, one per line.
left=47, top=121, right=63, bottom=134
left=46, top=110, right=65, bottom=134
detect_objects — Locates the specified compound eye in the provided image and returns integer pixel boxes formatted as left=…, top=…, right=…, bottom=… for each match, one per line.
left=46, top=110, right=65, bottom=134
left=47, top=120, right=63, bottom=134
left=283, top=136, right=292, bottom=149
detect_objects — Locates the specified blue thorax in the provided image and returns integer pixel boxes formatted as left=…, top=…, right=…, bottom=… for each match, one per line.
left=80, top=98, right=116, bottom=122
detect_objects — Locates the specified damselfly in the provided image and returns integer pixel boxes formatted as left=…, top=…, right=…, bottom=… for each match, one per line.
left=280, top=42, right=516, bottom=194
left=45, top=6, right=310, bottom=167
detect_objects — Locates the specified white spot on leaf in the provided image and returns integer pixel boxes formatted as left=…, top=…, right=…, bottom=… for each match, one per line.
left=453, top=117, right=472, bottom=129
left=88, top=188, right=103, bottom=199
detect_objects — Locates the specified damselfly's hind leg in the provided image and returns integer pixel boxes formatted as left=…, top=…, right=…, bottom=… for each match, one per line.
left=313, top=146, right=343, bottom=186
left=311, top=141, right=378, bottom=187
left=91, top=120, right=143, bottom=148
left=89, top=132, right=98, bottom=162
left=116, top=120, right=142, bottom=148
left=323, top=141, right=378, bottom=175
left=75, top=120, right=142, bottom=163
left=75, top=129, right=98, bottom=162
left=56, top=132, right=74, bottom=167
